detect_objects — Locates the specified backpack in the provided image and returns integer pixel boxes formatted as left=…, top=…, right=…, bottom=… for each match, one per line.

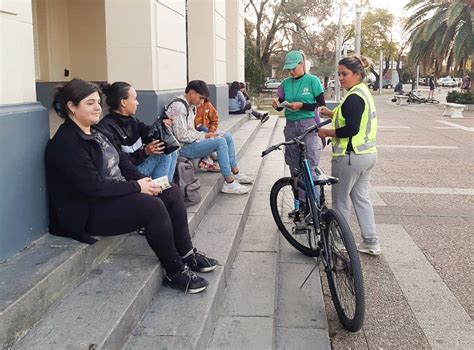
left=174, top=157, right=202, bottom=207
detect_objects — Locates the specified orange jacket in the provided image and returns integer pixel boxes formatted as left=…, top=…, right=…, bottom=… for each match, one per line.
left=195, top=101, right=219, bottom=133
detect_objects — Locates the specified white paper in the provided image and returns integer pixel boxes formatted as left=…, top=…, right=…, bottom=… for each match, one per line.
left=152, top=176, right=171, bottom=190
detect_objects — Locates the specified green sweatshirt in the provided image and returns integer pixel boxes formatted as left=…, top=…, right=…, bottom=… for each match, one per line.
left=281, top=74, right=324, bottom=121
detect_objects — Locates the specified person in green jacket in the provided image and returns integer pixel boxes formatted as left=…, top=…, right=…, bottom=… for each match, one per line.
left=272, top=50, right=326, bottom=180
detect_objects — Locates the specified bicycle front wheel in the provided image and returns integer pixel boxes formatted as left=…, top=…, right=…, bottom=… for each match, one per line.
left=323, top=209, right=365, bottom=332
left=270, top=177, right=319, bottom=257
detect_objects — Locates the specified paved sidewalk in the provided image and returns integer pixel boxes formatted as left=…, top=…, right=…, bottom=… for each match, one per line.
left=319, top=94, right=474, bottom=349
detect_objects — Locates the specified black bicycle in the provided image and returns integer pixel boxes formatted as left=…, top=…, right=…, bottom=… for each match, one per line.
left=407, top=90, right=440, bottom=104
left=261, top=120, right=365, bottom=332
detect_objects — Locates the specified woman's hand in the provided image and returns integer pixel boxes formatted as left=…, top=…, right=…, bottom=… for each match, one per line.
left=144, top=140, right=165, bottom=155
left=162, top=118, right=173, bottom=128
left=137, top=177, right=162, bottom=196
left=318, top=128, right=335, bottom=138
left=286, top=102, right=303, bottom=110
left=272, top=99, right=279, bottom=109
left=319, top=106, right=334, bottom=118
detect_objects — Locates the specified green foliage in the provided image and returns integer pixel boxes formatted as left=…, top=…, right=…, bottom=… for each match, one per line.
left=404, top=0, right=473, bottom=74
left=446, top=90, right=474, bottom=104
left=360, top=9, right=397, bottom=62
left=245, top=39, right=266, bottom=92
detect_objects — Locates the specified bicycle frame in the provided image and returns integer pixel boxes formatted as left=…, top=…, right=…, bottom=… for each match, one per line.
left=292, top=138, right=332, bottom=268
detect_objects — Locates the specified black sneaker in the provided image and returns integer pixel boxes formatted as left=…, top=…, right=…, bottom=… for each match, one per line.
left=165, top=265, right=209, bottom=294
left=183, top=248, right=218, bottom=273
left=260, top=112, right=270, bottom=124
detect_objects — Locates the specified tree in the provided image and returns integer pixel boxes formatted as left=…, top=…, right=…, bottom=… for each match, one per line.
left=245, top=0, right=334, bottom=75
left=404, top=0, right=474, bottom=76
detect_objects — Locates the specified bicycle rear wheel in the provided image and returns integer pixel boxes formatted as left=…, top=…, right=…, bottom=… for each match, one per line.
left=322, top=209, right=365, bottom=332
left=270, top=177, right=319, bottom=257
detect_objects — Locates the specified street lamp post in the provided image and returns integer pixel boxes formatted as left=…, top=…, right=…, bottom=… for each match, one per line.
left=334, top=0, right=344, bottom=102
left=355, top=0, right=361, bottom=56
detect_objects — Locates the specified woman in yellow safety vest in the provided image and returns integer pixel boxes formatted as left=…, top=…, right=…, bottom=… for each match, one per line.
left=318, top=56, right=380, bottom=256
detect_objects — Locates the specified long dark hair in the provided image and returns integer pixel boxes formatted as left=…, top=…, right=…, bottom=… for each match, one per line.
left=52, top=78, right=101, bottom=119
left=229, top=81, right=240, bottom=99
left=101, top=81, right=132, bottom=112
left=338, top=56, right=370, bottom=81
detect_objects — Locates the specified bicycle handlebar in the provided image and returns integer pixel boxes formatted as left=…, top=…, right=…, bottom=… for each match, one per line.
left=261, top=118, right=332, bottom=157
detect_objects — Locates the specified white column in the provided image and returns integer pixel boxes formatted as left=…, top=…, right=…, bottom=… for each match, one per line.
left=0, top=0, right=36, bottom=104
left=187, top=0, right=227, bottom=84
left=226, top=0, right=244, bottom=82
left=104, top=0, right=156, bottom=90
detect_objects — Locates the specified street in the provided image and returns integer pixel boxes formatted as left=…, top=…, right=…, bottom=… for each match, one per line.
left=320, top=93, right=474, bottom=349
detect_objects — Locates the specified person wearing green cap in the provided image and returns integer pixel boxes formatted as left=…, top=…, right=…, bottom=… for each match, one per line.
left=272, top=50, right=326, bottom=179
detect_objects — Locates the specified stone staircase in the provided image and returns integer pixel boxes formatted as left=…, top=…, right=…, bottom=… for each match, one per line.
left=1, top=114, right=331, bottom=349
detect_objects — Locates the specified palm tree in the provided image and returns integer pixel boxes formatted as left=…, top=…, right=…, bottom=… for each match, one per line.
left=404, top=0, right=473, bottom=75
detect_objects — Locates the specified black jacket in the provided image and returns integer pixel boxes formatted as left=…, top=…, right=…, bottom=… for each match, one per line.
left=45, top=118, right=143, bottom=244
left=99, top=112, right=152, bottom=166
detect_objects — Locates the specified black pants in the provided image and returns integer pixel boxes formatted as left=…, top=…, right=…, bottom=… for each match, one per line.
left=86, top=183, right=192, bottom=274
left=230, top=101, right=261, bottom=118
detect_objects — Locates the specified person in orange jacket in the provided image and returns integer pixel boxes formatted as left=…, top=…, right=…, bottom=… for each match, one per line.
left=194, top=98, right=220, bottom=172
left=195, top=98, right=219, bottom=133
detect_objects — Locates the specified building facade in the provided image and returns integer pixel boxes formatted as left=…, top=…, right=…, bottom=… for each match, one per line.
left=0, top=0, right=245, bottom=260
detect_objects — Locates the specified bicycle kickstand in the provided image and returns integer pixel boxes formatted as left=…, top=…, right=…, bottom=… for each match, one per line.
left=299, top=256, right=322, bottom=289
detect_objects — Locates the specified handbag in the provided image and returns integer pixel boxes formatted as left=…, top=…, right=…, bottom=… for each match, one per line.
left=148, top=118, right=180, bottom=155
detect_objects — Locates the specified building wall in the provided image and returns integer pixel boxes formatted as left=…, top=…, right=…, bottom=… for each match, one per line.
left=0, top=0, right=49, bottom=260
left=0, top=0, right=245, bottom=260
left=0, top=0, right=36, bottom=104
left=226, top=0, right=245, bottom=83
left=154, top=0, right=187, bottom=90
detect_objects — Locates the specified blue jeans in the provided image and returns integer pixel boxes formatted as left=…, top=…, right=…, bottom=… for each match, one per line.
left=137, top=151, right=178, bottom=181
left=179, top=132, right=237, bottom=177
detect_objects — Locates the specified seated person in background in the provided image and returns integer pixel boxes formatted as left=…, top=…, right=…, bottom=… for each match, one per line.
left=229, top=81, right=269, bottom=123
left=99, top=81, right=177, bottom=182
left=46, top=78, right=217, bottom=294
left=195, top=97, right=220, bottom=172
left=240, top=82, right=250, bottom=101
left=166, top=80, right=253, bottom=195
left=394, top=81, right=404, bottom=95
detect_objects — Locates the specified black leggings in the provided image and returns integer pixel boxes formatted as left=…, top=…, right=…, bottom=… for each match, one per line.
left=230, top=102, right=261, bottom=119
left=86, top=183, right=192, bottom=274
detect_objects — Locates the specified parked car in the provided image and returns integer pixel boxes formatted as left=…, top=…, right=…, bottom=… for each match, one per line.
left=440, top=78, right=457, bottom=88
left=367, top=79, right=392, bottom=89
left=382, top=79, right=393, bottom=89
left=263, top=79, right=281, bottom=89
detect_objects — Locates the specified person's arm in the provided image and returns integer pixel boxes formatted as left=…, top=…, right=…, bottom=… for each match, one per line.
left=167, top=101, right=206, bottom=143
left=237, top=91, right=247, bottom=110
left=301, top=92, right=326, bottom=110
left=137, top=118, right=152, bottom=143
left=335, top=94, right=364, bottom=138
left=58, top=142, right=140, bottom=198
left=208, top=104, right=219, bottom=133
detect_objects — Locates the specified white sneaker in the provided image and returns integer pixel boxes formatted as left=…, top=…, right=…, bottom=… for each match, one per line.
left=221, top=180, right=250, bottom=194
left=234, top=172, right=253, bottom=184
left=357, top=241, right=381, bottom=256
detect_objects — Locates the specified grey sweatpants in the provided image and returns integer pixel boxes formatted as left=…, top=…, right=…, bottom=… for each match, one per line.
left=331, top=152, right=378, bottom=243
left=284, top=118, right=321, bottom=177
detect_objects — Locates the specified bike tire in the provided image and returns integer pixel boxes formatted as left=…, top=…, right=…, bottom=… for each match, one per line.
left=270, top=177, right=319, bottom=257
left=323, top=209, right=365, bottom=332
left=429, top=99, right=440, bottom=104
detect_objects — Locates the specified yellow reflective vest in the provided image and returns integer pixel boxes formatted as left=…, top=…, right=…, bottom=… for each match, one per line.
left=331, top=82, right=377, bottom=156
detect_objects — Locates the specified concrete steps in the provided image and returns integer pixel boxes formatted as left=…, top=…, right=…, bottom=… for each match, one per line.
left=208, top=120, right=331, bottom=350
left=122, top=116, right=279, bottom=349
left=1, top=114, right=257, bottom=349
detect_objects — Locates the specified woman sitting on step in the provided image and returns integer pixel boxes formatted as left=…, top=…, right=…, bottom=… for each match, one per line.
left=229, top=81, right=269, bottom=123
left=166, top=80, right=254, bottom=195
left=45, top=78, right=217, bottom=294
left=99, top=81, right=177, bottom=182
